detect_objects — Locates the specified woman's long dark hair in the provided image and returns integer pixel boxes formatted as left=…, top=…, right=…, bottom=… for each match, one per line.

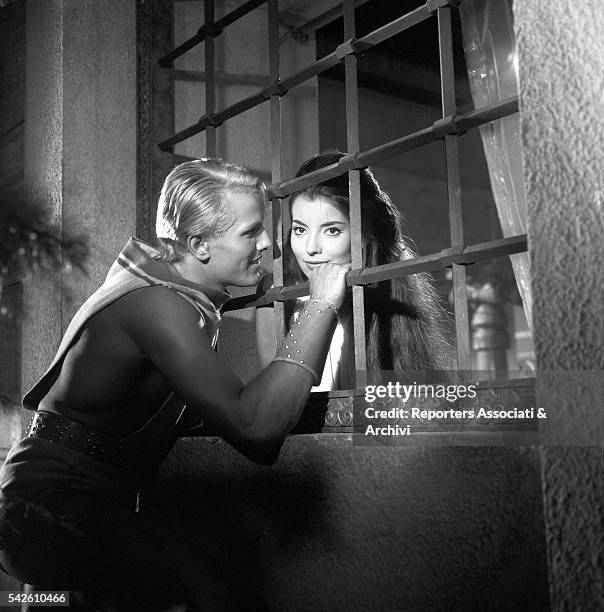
left=284, top=151, right=451, bottom=383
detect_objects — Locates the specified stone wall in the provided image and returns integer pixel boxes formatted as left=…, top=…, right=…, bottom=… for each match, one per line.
left=515, top=0, right=604, bottom=608
left=20, top=0, right=137, bottom=432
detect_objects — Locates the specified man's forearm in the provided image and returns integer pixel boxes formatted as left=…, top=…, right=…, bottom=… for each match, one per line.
left=233, top=361, right=315, bottom=462
left=234, top=299, right=338, bottom=452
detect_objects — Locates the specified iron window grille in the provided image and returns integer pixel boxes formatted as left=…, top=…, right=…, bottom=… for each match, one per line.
left=155, top=0, right=535, bottom=442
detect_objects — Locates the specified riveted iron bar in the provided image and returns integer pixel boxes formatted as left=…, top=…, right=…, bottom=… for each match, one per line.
left=455, top=96, right=518, bottom=128
left=439, top=6, right=462, bottom=247
left=159, top=0, right=458, bottom=150
left=159, top=91, right=268, bottom=150
left=223, top=235, right=528, bottom=312
left=348, top=234, right=528, bottom=285
left=204, top=0, right=217, bottom=155
left=268, top=0, right=285, bottom=343
left=159, top=0, right=268, bottom=67
left=343, top=0, right=367, bottom=383
left=439, top=7, right=456, bottom=116
left=438, top=5, right=471, bottom=373
left=268, top=97, right=518, bottom=198
left=360, top=0, right=446, bottom=47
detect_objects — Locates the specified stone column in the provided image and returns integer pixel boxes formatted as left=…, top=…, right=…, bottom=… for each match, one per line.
left=22, top=0, right=137, bottom=432
left=515, top=0, right=604, bottom=608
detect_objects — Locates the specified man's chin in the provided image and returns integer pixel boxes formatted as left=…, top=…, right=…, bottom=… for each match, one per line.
left=231, top=271, right=267, bottom=288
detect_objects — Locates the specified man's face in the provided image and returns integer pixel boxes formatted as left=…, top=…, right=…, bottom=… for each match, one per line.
left=206, top=189, right=271, bottom=289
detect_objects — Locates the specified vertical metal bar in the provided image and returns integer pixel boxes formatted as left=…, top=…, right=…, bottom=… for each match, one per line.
left=268, top=0, right=285, bottom=344
left=343, top=0, right=367, bottom=387
left=204, top=0, right=217, bottom=156
left=438, top=6, right=471, bottom=374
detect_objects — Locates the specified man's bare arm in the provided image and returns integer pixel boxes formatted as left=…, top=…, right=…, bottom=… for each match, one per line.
left=122, top=265, right=347, bottom=463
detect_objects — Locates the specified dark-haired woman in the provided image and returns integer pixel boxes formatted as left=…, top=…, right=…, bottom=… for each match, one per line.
left=257, top=150, right=451, bottom=389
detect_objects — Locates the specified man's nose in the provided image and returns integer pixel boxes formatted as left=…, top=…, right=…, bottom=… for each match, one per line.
left=257, top=229, right=271, bottom=252
left=305, top=233, right=322, bottom=255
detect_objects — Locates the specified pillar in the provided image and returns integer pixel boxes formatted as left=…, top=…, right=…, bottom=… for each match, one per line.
left=515, top=0, right=604, bottom=608
left=22, top=0, right=137, bottom=431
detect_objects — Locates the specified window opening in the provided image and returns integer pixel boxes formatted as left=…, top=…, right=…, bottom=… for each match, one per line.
left=156, top=0, right=534, bottom=440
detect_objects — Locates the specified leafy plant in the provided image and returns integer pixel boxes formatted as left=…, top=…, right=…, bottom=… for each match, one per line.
left=0, top=196, right=88, bottom=318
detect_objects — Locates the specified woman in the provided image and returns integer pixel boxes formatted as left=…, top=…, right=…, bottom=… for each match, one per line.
left=257, top=150, right=451, bottom=389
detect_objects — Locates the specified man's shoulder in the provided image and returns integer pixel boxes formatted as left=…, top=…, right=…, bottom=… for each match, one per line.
left=108, top=285, right=214, bottom=359
left=112, top=285, right=203, bottom=326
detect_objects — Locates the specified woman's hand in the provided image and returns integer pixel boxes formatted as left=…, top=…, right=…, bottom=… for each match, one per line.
left=308, top=262, right=351, bottom=311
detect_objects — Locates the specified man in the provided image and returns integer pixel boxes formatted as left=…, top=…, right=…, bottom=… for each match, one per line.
left=0, top=159, right=349, bottom=610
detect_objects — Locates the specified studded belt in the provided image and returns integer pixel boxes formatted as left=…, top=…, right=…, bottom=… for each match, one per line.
left=27, top=410, right=132, bottom=474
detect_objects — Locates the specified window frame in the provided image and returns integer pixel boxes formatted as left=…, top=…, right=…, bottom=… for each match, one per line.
left=154, top=0, right=536, bottom=443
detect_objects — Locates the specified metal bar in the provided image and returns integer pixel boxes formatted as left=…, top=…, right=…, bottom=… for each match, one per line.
left=158, top=0, right=456, bottom=150
left=223, top=235, right=528, bottom=311
left=268, top=0, right=286, bottom=345
left=159, top=91, right=269, bottom=151
left=343, top=0, right=367, bottom=386
left=349, top=235, right=529, bottom=284
left=360, top=0, right=443, bottom=48
left=159, top=0, right=268, bottom=67
left=172, top=70, right=271, bottom=87
left=204, top=0, right=216, bottom=156
left=455, top=97, right=518, bottom=131
left=269, top=97, right=519, bottom=198
left=438, top=5, right=471, bottom=373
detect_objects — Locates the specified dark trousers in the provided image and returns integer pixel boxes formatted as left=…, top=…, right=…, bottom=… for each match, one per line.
left=0, top=487, right=267, bottom=611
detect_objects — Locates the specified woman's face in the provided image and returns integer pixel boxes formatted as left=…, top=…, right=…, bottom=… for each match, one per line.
left=290, top=195, right=351, bottom=279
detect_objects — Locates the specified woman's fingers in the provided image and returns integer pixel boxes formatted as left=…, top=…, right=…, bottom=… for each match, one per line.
left=308, top=262, right=351, bottom=310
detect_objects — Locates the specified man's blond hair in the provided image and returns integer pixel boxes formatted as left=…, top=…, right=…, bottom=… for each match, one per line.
left=155, top=158, right=264, bottom=262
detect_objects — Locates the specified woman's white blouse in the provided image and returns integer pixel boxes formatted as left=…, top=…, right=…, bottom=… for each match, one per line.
left=294, top=298, right=355, bottom=391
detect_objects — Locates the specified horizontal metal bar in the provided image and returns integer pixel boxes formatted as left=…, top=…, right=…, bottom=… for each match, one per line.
left=159, top=0, right=458, bottom=150
left=159, top=91, right=269, bottom=151
left=172, top=69, right=270, bottom=87
left=269, top=97, right=519, bottom=198
left=273, top=52, right=339, bottom=96
left=222, top=234, right=527, bottom=311
left=159, top=0, right=268, bottom=67
left=350, top=234, right=527, bottom=284
left=360, top=0, right=439, bottom=47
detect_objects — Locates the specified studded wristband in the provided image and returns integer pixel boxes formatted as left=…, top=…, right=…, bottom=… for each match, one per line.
left=272, top=298, right=339, bottom=385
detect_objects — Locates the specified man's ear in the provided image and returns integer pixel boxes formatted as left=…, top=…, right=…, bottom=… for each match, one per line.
left=185, top=235, right=211, bottom=263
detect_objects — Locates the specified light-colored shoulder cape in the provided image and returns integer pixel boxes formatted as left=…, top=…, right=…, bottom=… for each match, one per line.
left=23, top=237, right=225, bottom=411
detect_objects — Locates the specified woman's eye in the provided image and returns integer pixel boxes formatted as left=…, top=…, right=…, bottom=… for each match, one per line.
left=325, top=227, right=342, bottom=236
left=292, top=226, right=306, bottom=236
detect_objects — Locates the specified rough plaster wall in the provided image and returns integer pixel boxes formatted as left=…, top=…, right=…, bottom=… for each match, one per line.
left=21, top=0, right=137, bottom=432
left=61, top=0, right=137, bottom=321
left=149, top=439, right=549, bottom=610
left=22, top=0, right=65, bottom=432
left=515, top=0, right=604, bottom=608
